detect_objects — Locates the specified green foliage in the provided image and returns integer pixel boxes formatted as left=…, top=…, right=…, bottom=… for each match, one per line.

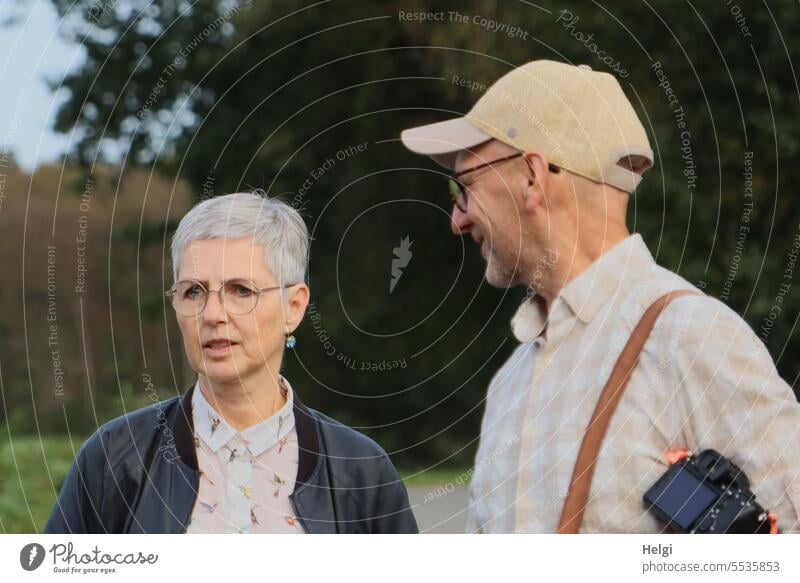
left=0, top=432, right=86, bottom=533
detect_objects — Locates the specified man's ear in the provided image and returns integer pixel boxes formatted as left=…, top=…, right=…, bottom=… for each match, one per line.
left=521, top=151, right=552, bottom=213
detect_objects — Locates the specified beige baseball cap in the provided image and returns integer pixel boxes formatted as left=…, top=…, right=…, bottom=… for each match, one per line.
left=400, top=60, right=653, bottom=192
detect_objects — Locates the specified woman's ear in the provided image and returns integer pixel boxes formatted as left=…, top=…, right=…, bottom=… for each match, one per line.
left=284, top=283, right=310, bottom=333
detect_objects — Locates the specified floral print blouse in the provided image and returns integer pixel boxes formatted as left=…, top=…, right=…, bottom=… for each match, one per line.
left=185, top=376, right=304, bottom=534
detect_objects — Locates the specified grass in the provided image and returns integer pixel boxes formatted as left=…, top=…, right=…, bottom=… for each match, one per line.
left=0, top=431, right=87, bottom=534
left=399, top=467, right=471, bottom=487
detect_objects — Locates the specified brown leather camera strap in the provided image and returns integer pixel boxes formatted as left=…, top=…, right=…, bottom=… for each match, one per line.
left=557, top=289, right=702, bottom=534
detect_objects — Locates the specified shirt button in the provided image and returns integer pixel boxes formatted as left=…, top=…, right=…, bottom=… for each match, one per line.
left=229, top=457, right=253, bottom=485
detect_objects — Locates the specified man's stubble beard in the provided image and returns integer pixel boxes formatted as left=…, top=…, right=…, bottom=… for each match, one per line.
left=484, top=240, right=527, bottom=289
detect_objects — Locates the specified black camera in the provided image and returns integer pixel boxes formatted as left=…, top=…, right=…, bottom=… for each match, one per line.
left=643, top=449, right=775, bottom=533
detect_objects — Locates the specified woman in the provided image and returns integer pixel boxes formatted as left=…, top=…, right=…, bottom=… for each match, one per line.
left=45, top=192, right=418, bottom=534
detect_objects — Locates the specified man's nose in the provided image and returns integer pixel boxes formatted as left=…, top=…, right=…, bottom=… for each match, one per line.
left=202, top=290, right=228, bottom=322
left=450, top=205, right=473, bottom=235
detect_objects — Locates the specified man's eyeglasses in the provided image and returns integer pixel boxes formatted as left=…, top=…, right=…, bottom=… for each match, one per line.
left=446, top=152, right=560, bottom=212
left=165, top=279, right=297, bottom=317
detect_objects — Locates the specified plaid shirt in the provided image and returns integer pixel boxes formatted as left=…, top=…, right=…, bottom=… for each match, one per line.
left=467, top=234, right=800, bottom=533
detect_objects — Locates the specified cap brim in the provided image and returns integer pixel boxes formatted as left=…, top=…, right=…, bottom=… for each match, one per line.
left=400, top=117, right=492, bottom=169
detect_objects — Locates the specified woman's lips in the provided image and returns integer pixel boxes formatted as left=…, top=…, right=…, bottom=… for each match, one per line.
left=203, top=340, right=238, bottom=356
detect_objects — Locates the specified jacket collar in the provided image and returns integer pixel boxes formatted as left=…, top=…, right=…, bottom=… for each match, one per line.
left=510, top=233, right=655, bottom=343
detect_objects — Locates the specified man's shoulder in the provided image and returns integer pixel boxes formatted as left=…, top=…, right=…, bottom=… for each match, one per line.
left=628, top=263, right=706, bottom=311
left=641, top=276, right=761, bottom=356
left=619, top=264, right=745, bottom=332
left=650, top=279, right=749, bottom=332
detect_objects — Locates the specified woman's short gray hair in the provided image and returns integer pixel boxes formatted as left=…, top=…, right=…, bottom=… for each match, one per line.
left=170, top=191, right=309, bottom=286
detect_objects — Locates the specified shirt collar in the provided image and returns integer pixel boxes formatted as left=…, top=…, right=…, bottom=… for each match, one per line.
left=192, top=376, right=296, bottom=457
left=510, top=293, right=549, bottom=344
left=510, top=234, right=655, bottom=343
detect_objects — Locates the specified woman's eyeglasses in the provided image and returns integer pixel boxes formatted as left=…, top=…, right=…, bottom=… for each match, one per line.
left=165, top=279, right=297, bottom=317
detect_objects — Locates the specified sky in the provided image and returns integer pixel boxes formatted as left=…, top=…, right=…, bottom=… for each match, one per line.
left=0, top=0, right=84, bottom=171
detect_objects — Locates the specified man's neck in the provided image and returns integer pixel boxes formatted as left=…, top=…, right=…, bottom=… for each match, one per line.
left=198, top=367, right=286, bottom=432
left=531, top=227, right=631, bottom=305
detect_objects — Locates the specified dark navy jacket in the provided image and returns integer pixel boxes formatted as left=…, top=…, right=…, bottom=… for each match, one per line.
left=44, top=385, right=418, bottom=534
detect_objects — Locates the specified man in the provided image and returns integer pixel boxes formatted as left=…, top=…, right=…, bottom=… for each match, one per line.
left=401, top=60, right=800, bottom=533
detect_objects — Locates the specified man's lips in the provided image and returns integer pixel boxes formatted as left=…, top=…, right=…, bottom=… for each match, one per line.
left=472, top=233, right=487, bottom=255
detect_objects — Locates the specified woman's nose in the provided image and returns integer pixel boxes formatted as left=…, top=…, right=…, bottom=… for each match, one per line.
left=202, top=290, right=228, bottom=321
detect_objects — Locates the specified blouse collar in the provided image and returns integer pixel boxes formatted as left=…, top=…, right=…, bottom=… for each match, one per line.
left=191, top=376, right=296, bottom=457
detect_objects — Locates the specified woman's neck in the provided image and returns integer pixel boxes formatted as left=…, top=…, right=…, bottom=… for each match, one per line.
left=198, top=369, right=286, bottom=432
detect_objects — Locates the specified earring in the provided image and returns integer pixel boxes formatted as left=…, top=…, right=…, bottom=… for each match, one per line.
left=285, top=334, right=297, bottom=349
